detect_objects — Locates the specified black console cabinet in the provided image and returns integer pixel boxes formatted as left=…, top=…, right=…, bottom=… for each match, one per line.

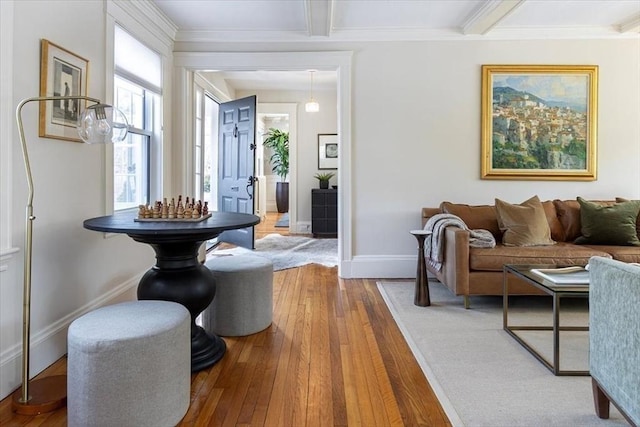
left=311, top=189, right=337, bottom=237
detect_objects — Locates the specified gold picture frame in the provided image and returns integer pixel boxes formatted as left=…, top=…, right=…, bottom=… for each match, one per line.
left=39, top=39, right=89, bottom=142
left=481, top=64, right=598, bottom=181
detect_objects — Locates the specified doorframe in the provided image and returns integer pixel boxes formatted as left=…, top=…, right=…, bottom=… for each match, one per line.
left=258, top=103, right=297, bottom=235
left=173, top=51, right=352, bottom=278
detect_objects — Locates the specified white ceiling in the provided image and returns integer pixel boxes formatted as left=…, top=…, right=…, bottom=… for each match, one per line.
left=152, top=0, right=640, bottom=91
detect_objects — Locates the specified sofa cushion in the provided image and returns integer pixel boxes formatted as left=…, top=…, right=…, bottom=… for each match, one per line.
left=583, top=245, right=640, bottom=264
left=542, top=200, right=566, bottom=242
left=469, top=243, right=611, bottom=272
left=575, top=197, right=640, bottom=246
left=553, top=199, right=616, bottom=242
left=495, top=195, right=555, bottom=247
left=616, top=197, right=640, bottom=239
left=440, top=202, right=502, bottom=238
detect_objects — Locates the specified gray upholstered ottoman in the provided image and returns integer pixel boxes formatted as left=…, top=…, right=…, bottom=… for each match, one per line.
left=203, top=254, right=273, bottom=336
left=67, top=300, right=191, bottom=427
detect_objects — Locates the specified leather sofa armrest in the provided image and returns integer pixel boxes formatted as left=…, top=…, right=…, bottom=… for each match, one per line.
left=442, top=226, right=470, bottom=296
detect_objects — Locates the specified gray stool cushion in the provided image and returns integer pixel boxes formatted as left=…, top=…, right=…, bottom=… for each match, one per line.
left=204, top=254, right=273, bottom=336
left=67, top=300, right=191, bottom=427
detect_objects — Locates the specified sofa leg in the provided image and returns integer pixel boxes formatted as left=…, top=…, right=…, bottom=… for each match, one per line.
left=463, top=296, right=470, bottom=309
left=592, top=378, right=610, bottom=419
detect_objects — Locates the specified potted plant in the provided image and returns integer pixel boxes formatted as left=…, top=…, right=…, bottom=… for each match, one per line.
left=314, top=172, right=335, bottom=189
left=263, top=128, right=290, bottom=213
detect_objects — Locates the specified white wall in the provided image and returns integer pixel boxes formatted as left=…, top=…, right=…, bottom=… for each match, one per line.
left=0, top=0, right=168, bottom=399
left=182, top=38, right=639, bottom=277
left=347, top=39, right=640, bottom=276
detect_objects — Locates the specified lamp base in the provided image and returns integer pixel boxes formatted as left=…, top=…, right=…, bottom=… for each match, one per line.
left=11, top=375, right=67, bottom=415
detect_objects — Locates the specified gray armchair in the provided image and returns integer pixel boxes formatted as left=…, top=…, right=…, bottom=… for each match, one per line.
left=589, top=256, right=640, bottom=426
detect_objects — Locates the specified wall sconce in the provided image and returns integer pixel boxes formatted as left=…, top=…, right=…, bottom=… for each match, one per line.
left=305, top=70, right=320, bottom=113
left=12, top=96, right=128, bottom=415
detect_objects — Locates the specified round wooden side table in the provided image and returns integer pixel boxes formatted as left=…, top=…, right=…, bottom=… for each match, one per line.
left=410, top=230, right=433, bottom=306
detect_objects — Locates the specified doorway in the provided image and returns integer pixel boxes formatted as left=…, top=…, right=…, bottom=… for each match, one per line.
left=174, top=51, right=352, bottom=277
left=257, top=103, right=297, bottom=236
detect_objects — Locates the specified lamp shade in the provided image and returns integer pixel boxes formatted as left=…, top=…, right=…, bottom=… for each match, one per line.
left=305, top=100, right=320, bottom=113
left=77, top=104, right=129, bottom=144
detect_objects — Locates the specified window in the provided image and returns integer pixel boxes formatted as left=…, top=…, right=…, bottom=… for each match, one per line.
left=113, top=25, right=161, bottom=211
left=194, top=83, right=219, bottom=211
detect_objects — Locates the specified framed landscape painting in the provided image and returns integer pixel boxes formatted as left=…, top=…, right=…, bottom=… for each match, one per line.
left=39, top=39, right=89, bottom=142
left=481, top=65, right=598, bottom=181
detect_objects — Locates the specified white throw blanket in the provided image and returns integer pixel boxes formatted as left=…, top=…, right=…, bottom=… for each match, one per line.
left=424, top=213, right=496, bottom=271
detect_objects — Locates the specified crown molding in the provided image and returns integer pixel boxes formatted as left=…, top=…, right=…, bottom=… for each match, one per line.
left=462, top=0, right=525, bottom=35
left=618, top=13, right=640, bottom=33
left=108, top=0, right=177, bottom=51
left=173, top=25, right=639, bottom=44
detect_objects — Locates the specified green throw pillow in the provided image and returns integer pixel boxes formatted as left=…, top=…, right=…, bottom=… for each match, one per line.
left=575, top=197, right=640, bottom=246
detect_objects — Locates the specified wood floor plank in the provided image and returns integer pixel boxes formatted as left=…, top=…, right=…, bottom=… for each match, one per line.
left=0, top=213, right=451, bottom=426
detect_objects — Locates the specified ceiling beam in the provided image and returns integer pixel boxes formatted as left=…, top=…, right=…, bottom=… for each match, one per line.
left=461, top=0, right=525, bottom=35
left=305, top=0, right=333, bottom=37
left=618, top=13, right=640, bottom=33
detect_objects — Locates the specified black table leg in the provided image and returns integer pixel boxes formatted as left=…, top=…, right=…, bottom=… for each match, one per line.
left=136, top=240, right=225, bottom=371
left=411, top=231, right=431, bottom=306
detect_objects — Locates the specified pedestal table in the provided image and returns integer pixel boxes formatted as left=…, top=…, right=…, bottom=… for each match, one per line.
left=83, top=210, right=260, bottom=371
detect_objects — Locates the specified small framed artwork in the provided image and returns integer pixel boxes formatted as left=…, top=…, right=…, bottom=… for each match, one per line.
left=318, top=133, right=338, bottom=170
left=39, top=39, right=89, bottom=142
left=481, top=64, right=598, bottom=181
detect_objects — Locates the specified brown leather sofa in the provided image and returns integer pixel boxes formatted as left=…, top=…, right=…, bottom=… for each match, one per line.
left=421, top=199, right=640, bottom=308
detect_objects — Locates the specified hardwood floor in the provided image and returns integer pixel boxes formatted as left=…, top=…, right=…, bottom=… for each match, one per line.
left=255, top=211, right=292, bottom=239
left=0, top=213, right=451, bottom=426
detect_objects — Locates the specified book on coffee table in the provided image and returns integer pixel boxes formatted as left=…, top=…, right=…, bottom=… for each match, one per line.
left=530, top=266, right=589, bottom=284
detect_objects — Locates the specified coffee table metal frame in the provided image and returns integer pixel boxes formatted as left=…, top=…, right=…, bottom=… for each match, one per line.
left=503, top=264, right=589, bottom=376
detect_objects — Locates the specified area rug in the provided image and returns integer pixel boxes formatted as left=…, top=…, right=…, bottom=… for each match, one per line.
left=376, top=280, right=625, bottom=427
left=210, top=233, right=337, bottom=271
left=274, top=212, right=289, bottom=227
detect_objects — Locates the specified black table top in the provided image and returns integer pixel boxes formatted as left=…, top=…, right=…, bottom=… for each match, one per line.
left=83, top=210, right=260, bottom=236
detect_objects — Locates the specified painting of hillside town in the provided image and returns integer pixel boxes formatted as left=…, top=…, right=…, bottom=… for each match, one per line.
left=481, top=65, right=598, bottom=180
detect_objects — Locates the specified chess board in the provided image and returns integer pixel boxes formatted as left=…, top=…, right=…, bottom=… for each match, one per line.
left=134, top=213, right=212, bottom=223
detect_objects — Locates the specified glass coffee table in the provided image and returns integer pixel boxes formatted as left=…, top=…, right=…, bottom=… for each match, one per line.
left=503, top=264, right=590, bottom=376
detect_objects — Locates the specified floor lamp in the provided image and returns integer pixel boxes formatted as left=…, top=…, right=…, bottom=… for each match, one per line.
left=11, top=96, right=128, bottom=415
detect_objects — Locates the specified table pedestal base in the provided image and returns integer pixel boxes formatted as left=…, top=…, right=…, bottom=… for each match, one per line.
left=191, top=326, right=226, bottom=371
left=136, top=240, right=225, bottom=372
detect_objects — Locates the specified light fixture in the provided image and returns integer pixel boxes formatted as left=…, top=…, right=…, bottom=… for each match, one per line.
left=305, top=70, right=320, bottom=113
left=12, top=96, right=128, bottom=415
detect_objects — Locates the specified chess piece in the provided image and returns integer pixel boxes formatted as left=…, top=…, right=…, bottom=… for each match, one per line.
left=168, top=204, right=175, bottom=219
left=203, top=201, right=209, bottom=216
left=138, top=205, right=146, bottom=219
left=144, top=205, right=152, bottom=218
left=152, top=202, right=161, bottom=218
left=177, top=204, right=184, bottom=219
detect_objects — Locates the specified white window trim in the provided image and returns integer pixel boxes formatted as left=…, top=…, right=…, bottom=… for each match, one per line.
left=105, top=2, right=174, bottom=215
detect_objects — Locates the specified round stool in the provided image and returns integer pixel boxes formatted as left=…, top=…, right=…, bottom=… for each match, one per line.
left=203, top=254, right=273, bottom=336
left=67, top=300, right=191, bottom=427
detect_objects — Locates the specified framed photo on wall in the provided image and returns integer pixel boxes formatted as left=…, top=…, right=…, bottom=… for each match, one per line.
left=39, top=39, right=89, bottom=142
left=318, top=133, right=338, bottom=170
left=481, top=64, right=598, bottom=181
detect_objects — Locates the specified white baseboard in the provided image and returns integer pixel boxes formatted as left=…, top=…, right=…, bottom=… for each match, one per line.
left=342, top=255, right=417, bottom=279
left=0, top=274, right=141, bottom=400
left=296, top=221, right=311, bottom=234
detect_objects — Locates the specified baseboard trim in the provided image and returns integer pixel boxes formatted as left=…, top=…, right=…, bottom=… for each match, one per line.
left=0, top=273, right=142, bottom=400
left=344, top=255, right=416, bottom=279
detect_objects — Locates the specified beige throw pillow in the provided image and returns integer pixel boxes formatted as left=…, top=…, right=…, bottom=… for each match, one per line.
left=495, top=195, right=556, bottom=247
